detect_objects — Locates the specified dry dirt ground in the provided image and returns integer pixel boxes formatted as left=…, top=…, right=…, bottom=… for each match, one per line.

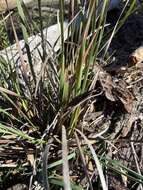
left=102, top=6, right=143, bottom=190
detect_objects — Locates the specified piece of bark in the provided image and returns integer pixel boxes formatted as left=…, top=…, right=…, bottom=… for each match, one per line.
left=0, top=0, right=120, bottom=13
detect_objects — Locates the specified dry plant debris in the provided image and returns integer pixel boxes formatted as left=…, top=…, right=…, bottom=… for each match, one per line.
left=129, top=46, right=143, bottom=66
left=95, top=64, right=134, bottom=113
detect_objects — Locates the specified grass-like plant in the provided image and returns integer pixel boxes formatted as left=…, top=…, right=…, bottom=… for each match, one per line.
left=0, top=0, right=141, bottom=189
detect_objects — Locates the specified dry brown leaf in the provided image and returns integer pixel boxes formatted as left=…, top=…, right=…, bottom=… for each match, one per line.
left=85, top=155, right=94, bottom=172
left=114, top=79, right=134, bottom=113
left=27, top=153, right=35, bottom=167
left=121, top=114, right=136, bottom=137
left=6, top=183, right=28, bottom=190
left=97, top=64, right=134, bottom=113
left=129, top=46, right=143, bottom=65
left=0, top=86, right=20, bottom=97
left=99, top=70, right=115, bottom=101
left=0, top=139, right=14, bottom=144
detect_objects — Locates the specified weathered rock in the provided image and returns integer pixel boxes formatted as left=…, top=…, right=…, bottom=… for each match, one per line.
left=0, top=0, right=70, bottom=12
left=0, top=0, right=120, bottom=13
left=0, top=21, right=69, bottom=76
left=0, top=0, right=121, bottom=79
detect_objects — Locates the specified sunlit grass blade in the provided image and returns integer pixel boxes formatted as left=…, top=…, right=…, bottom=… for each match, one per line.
left=75, top=132, right=93, bottom=190
left=0, top=108, right=23, bottom=124
left=76, top=129, right=108, bottom=190
left=0, top=86, right=20, bottom=97
left=48, top=152, right=75, bottom=169
left=101, top=156, right=143, bottom=184
left=1, top=91, right=35, bottom=128
left=103, top=0, right=136, bottom=58
left=59, top=0, right=69, bottom=104
left=69, top=106, right=81, bottom=136
left=0, top=123, right=43, bottom=144
left=49, top=176, right=84, bottom=190
left=42, top=143, right=50, bottom=190
left=16, top=0, right=36, bottom=84
left=62, top=125, right=71, bottom=190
